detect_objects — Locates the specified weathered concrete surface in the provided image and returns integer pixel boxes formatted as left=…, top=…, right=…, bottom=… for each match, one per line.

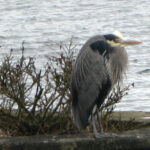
left=0, top=111, right=150, bottom=150
left=112, top=111, right=150, bottom=123
left=0, top=128, right=150, bottom=150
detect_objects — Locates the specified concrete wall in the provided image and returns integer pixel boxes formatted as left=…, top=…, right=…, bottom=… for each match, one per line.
left=0, top=128, right=150, bottom=150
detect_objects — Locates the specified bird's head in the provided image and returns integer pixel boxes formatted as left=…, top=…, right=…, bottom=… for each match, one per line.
left=104, top=31, right=142, bottom=47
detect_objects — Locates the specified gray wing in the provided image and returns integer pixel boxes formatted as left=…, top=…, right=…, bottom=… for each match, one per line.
left=71, top=37, right=112, bottom=129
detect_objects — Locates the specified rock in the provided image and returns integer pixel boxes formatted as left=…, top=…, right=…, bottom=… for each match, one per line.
left=137, top=69, right=150, bottom=74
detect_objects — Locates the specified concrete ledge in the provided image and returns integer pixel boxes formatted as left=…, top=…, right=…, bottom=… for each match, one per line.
left=0, top=128, right=150, bottom=150
left=1, top=111, right=150, bottom=150
left=112, top=111, right=150, bottom=123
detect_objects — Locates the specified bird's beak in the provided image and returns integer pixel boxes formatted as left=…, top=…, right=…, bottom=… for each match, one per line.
left=120, top=40, right=142, bottom=47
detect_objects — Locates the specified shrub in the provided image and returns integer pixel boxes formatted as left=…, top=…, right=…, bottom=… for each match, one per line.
left=0, top=41, right=132, bottom=136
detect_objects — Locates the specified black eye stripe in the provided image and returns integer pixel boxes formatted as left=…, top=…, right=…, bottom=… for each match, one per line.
left=104, top=34, right=119, bottom=41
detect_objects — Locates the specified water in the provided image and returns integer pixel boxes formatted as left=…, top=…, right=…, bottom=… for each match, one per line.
left=0, top=0, right=150, bottom=111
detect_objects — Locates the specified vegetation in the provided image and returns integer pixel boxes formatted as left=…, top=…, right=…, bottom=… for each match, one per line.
left=0, top=41, right=135, bottom=136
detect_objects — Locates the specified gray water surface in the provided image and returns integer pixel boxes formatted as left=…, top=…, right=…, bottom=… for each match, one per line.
left=0, top=0, right=150, bottom=111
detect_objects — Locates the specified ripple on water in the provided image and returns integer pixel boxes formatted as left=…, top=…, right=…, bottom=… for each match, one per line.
left=0, top=0, right=150, bottom=111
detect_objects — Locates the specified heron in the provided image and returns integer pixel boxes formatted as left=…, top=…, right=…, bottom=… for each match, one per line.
left=71, top=31, right=141, bottom=138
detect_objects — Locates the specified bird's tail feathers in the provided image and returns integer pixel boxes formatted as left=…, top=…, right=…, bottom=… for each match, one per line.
left=72, top=103, right=89, bottom=129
